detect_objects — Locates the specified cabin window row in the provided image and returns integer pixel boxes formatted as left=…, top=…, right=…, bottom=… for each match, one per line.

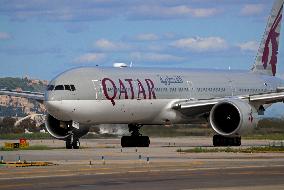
left=47, top=85, right=76, bottom=91
left=238, top=88, right=267, bottom=92
left=196, top=87, right=226, bottom=92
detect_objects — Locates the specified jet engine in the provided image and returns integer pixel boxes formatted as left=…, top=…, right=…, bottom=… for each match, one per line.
left=45, top=114, right=89, bottom=140
left=209, top=99, right=258, bottom=136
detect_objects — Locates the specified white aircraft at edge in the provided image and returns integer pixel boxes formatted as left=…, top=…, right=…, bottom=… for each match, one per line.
left=1, top=0, right=284, bottom=149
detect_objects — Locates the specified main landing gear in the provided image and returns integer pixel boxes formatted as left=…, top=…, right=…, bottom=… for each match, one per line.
left=213, top=135, right=241, bottom=146
left=121, top=124, right=150, bottom=147
left=65, top=135, right=80, bottom=149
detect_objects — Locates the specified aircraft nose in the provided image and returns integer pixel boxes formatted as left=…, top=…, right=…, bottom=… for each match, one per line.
left=45, top=100, right=72, bottom=121
left=44, top=89, right=55, bottom=101
left=45, top=87, right=62, bottom=102
left=45, top=100, right=62, bottom=113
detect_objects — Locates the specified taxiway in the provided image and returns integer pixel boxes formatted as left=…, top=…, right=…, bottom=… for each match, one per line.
left=0, top=137, right=283, bottom=190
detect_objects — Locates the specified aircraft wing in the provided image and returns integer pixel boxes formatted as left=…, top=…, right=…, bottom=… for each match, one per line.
left=172, top=92, right=284, bottom=117
left=0, top=89, right=45, bottom=103
left=248, top=91, right=284, bottom=104
left=172, top=98, right=222, bottom=117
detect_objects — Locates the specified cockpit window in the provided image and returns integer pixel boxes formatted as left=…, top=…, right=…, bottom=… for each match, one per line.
left=47, top=85, right=54, bottom=91
left=48, top=84, right=75, bottom=91
left=64, top=85, right=71, bottom=91
left=70, top=85, right=76, bottom=91
left=55, top=85, right=64, bottom=90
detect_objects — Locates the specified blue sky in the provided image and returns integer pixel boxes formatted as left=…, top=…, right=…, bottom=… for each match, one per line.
left=0, top=0, right=283, bottom=80
left=0, top=0, right=284, bottom=118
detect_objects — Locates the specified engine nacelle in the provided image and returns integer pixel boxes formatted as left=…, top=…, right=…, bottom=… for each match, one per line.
left=45, top=114, right=89, bottom=140
left=209, top=99, right=258, bottom=136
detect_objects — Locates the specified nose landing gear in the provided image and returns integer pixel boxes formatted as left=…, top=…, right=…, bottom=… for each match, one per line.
left=121, top=124, right=150, bottom=147
left=65, top=135, right=80, bottom=149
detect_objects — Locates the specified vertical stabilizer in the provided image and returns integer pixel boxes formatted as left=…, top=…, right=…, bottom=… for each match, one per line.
left=252, top=0, right=284, bottom=76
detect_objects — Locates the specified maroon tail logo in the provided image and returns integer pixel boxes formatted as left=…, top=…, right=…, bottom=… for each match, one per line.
left=262, top=5, right=283, bottom=76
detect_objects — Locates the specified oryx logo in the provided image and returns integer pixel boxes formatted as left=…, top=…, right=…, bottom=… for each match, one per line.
left=248, top=111, right=253, bottom=123
left=262, top=5, right=283, bottom=76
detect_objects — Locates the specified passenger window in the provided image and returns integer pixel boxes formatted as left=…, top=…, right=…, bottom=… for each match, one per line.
left=55, top=85, right=64, bottom=90
left=64, top=85, right=71, bottom=91
left=47, top=85, right=54, bottom=91
left=70, top=85, right=76, bottom=91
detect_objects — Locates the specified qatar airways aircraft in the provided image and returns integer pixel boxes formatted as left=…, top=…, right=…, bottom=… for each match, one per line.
left=1, top=0, right=284, bottom=149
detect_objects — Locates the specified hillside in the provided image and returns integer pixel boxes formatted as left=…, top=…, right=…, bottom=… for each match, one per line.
left=0, top=77, right=47, bottom=92
left=0, top=77, right=47, bottom=117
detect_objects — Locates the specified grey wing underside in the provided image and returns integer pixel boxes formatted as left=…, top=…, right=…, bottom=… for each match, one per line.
left=173, top=92, right=284, bottom=117
left=0, top=89, right=45, bottom=103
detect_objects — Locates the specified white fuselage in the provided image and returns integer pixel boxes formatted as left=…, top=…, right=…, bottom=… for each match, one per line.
left=44, top=67, right=284, bottom=125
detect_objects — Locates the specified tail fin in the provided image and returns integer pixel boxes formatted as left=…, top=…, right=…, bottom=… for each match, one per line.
left=252, top=0, right=284, bottom=76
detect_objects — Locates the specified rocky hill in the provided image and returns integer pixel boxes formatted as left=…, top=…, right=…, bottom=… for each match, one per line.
left=0, top=77, right=48, bottom=117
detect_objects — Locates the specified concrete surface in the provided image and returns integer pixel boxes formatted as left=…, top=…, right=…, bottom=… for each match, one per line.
left=0, top=137, right=283, bottom=190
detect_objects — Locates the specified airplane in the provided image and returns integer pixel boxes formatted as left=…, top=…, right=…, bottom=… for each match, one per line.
left=1, top=0, right=284, bottom=149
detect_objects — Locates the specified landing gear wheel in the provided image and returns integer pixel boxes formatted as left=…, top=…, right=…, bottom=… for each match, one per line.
left=65, top=136, right=80, bottom=149
left=121, top=136, right=150, bottom=147
left=121, top=124, right=150, bottom=147
left=66, top=139, right=72, bottom=149
left=72, top=139, right=80, bottom=149
left=213, top=135, right=241, bottom=146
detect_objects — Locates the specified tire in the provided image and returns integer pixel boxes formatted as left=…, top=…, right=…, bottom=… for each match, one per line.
left=121, top=136, right=150, bottom=147
left=213, top=135, right=241, bottom=147
left=72, top=139, right=80, bottom=149
left=66, top=140, right=72, bottom=149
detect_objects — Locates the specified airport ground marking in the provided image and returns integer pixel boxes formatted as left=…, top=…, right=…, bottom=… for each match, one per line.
left=1, top=164, right=284, bottom=181
left=127, top=170, right=149, bottom=173
left=0, top=183, right=32, bottom=189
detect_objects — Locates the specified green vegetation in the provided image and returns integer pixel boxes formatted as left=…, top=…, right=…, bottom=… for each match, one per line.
left=243, top=118, right=284, bottom=140
left=0, top=77, right=46, bottom=117
left=88, top=118, right=284, bottom=139
left=177, top=146, right=284, bottom=153
left=0, top=117, right=45, bottom=134
left=141, top=118, right=284, bottom=140
left=0, top=133, right=51, bottom=140
left=0, top=77, right=46, bottom=92
left=0, top=132, right=118, bottom=140
left=244, top=134, right=284, bottom=140
left=141, top=124, right=212, bottom=137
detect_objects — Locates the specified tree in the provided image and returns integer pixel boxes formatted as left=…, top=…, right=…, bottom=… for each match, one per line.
left=20, top=118, right=38, bottom=132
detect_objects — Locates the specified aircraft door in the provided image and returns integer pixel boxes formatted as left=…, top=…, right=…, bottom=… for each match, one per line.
left=186, top=81, right=193, bottom=99
left=226, top=74, right=237, bottom=96
left=92, top=79, right=102, bottom=100
left=228, top=80, right=237, bottom=96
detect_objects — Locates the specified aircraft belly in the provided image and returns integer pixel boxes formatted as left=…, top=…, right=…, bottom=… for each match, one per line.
left=60, top=99, right=180, bottom=124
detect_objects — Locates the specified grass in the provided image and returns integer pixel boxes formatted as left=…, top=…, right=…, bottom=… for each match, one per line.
left=0, top=133, right=52, bottom=140
left=141, top=121, right=284, bottom=140
left=141, top=125, right=213, bottom=137
left=0, top=132, right=118, bottom=140
left=243, top=134, right=284, bottom=140
left=177, top=146, right=284, bottom=153
left=0, top=118, right=283, bottom=140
